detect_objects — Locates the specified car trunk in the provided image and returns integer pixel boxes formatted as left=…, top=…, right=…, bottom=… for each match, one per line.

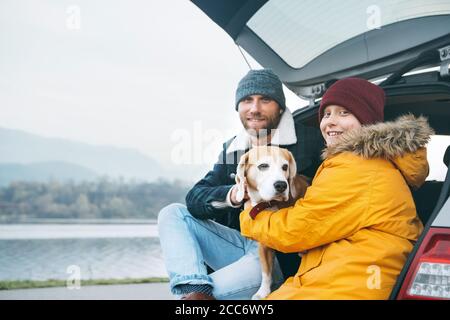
left=192, top=0, right=450, bottom=300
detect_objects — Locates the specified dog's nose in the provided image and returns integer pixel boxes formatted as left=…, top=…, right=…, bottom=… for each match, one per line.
left=274, top=181, right=287, bottom=193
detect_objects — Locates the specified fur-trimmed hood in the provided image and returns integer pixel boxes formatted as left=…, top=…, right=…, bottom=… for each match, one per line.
left=322, top=114, right=433, bottom=189
left=322, top=114, right=434, bottom=160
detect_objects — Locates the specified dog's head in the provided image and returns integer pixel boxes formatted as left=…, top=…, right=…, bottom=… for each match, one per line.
left=235, top=146, right=299, bottom=204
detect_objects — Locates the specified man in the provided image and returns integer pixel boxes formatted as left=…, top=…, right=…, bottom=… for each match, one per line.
left=158, top=69, right=323, bottom=300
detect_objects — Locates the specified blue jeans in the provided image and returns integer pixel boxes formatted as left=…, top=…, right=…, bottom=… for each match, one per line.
left=157, top=203, right=284, bottom=300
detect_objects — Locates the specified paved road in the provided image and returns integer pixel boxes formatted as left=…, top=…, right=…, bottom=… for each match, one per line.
left=0, top=282, right=175, bottom=300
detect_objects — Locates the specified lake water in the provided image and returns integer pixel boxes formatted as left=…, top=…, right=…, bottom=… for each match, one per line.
left=0, top=224, right=168, bottom=281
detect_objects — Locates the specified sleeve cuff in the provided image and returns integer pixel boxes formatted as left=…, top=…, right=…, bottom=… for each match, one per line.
left=210, top=186, right=242, bottom=209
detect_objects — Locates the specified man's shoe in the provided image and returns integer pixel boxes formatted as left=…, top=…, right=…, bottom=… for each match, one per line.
left=181, top=292, right=215, bottom=300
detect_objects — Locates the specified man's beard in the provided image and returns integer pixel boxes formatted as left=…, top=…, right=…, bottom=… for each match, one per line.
left=240, top=112, right=282, bottom=138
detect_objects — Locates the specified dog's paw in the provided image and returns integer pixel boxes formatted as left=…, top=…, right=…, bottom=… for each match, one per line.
left=252, top=289, right=270, bottom=300
left=251, top=293, right=264, bottom=300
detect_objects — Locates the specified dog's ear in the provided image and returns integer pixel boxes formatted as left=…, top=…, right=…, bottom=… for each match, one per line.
left=291, top=175, right=309, bottom=200
left=286, top=150, right=299, bottom=199
left=235, top=152, right=249, bottom=203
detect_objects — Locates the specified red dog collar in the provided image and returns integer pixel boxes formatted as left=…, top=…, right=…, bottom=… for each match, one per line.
left=249, top=201, right=279, bottom=219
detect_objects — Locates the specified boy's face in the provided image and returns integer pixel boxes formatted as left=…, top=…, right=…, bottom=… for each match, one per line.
left=238, top=95, right=282, bottom=136
left=320, top=104, right=362, bottom=146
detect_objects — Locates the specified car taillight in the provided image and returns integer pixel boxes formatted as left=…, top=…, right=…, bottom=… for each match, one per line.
left=397, top=227, right=450, bottom=300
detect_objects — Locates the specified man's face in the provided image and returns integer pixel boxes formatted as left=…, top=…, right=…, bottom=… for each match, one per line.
left=238, top=95, right=282, bottom=136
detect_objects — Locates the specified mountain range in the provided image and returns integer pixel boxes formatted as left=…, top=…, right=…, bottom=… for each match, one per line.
left=0, top=127, right=167, bottom=186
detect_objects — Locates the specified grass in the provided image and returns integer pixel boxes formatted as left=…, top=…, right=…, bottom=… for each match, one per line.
left=0, top=277, right=169, bottom=290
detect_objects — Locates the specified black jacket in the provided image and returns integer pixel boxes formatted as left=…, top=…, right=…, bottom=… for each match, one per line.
left=185, top=121, right=324, bottom=277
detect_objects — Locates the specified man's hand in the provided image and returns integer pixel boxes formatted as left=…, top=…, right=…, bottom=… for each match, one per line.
left=230, top=183, right=249, bottom=206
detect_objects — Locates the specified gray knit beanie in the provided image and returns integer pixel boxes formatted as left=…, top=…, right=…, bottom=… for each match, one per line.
left=235, top=69, right=286, bottom=111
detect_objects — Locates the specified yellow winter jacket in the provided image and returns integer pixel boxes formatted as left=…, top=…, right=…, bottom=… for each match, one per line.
left=240, top=115, right=433, bottom=299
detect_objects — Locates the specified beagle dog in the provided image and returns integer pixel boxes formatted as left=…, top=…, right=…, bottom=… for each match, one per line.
left=235, top=146, right=309, bottom=300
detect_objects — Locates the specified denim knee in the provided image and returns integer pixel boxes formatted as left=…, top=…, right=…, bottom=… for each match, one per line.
left=157, top=203, right=190, bottom=226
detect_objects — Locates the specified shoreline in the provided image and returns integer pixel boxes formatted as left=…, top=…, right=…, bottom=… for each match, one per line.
left=0, top=223, right=159, bottom=239
left=0, top=219, right=158, bottom=225
left=0, top=277, right=169, bottom=290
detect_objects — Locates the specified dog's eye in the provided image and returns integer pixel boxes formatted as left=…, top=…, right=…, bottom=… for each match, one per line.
left=282, top=164, right=288, bottom=171
left=258, top=163, right=269, bottom=170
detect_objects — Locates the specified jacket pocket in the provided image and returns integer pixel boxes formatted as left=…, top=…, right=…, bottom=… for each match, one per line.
left=296, top=246, right=325, bottom=277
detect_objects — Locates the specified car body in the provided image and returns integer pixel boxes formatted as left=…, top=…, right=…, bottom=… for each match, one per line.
left=192, top=0, right=450, bottom=300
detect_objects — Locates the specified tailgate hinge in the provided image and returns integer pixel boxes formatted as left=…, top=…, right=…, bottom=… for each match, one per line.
left=439, top=45, right=450, bottom=79
left=295, top=84, right=326, bottom=107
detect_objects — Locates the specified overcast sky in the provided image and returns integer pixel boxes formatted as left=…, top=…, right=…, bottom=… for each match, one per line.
left=0, top=0, right=448, bottom=180
left=0, top=0, right=303, bottom=166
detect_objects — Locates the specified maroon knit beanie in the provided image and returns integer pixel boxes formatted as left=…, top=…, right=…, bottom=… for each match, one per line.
left=318, top=78, right=385, bottom=125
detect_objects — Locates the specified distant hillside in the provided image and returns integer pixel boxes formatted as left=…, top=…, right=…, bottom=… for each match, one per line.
left=0, top=162, right=97, bottom=186
left=0, top=127, right=165, bottom=183
left=0, top=179, right=190, bottom=222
